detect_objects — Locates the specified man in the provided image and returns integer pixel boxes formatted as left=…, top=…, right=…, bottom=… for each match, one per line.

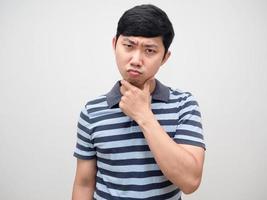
left=72, top=4, right=205, bottom=200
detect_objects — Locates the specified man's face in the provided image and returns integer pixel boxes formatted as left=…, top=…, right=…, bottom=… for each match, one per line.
left=113, top=35, right=170, bottom=88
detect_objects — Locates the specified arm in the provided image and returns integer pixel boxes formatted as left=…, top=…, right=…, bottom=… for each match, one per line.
left=119, top=79, right=205, bottom=194
left=72, top=159, right=97, bottom=200
left=137, top=113, right=205, bottom=194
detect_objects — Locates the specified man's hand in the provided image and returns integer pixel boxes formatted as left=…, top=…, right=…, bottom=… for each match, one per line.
left=119, top=79, right=154, bottom=123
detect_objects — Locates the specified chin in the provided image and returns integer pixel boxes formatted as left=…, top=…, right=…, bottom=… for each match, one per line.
left=128, top=79, right=144, bottom=88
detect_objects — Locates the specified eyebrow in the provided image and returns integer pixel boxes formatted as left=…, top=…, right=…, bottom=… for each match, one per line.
left=122, top=38, right=158, bottom=48
left=122, top=38, right=137, bottom=45
left=143, top=44, right=158, bottom=49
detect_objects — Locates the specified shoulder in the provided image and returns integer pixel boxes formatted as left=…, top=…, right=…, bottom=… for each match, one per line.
left=82, top=95, right=108, bottom=115
left=85, top=95, right=107, bottom=107
left=168, top=87, right=199, bottom=107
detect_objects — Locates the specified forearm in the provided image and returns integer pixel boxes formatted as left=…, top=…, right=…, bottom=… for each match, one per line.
left=137, top=111, right=203, bottom=194
left=72, top=158, right=97, bottom=200
left=72, top=182, right=95, bottom=200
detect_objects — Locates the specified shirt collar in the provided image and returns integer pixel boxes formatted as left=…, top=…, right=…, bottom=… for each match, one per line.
left=106, top=79, right=170, bottom=108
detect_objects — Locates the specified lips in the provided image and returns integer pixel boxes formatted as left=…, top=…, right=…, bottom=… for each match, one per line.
left=127, top=69, right=142, bottom=76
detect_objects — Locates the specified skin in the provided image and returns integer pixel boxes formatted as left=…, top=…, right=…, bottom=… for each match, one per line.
left=72, top=35, right=205, bottom=199
left=113, top=35, right=170, bottom=89
left=72, top=159, right=96, bottom=200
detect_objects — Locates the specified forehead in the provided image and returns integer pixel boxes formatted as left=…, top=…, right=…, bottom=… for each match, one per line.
left=119, top=35, right=164, bottom=47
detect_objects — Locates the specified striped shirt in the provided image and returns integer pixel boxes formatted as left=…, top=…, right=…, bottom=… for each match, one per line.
left=74, top=79, right=205, bottom=200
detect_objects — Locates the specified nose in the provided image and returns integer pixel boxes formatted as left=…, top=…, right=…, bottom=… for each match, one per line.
left=130, top=50, right=143, bottom=68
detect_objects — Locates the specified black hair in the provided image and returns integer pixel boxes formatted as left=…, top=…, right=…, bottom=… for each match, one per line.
left=115, top=4, right=175, bottom=55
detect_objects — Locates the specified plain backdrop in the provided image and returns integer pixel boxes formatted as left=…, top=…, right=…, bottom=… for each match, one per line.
left=1, top=0, right=266, bottom=199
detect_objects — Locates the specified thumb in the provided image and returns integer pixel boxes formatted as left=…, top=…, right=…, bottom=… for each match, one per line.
left=143, top=77, right=154, bottom=93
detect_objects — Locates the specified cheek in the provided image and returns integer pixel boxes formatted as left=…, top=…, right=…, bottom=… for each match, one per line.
left=116, top=50, right=130, bottom=67
left=147, top=60, right=162, bottom=73
left=115, top=53, right=129, bottom=76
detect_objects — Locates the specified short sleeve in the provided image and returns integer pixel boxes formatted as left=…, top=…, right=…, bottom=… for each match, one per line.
left=73, top=106, right=96, bottom=160
left=174, top=93, right=206, bottom=149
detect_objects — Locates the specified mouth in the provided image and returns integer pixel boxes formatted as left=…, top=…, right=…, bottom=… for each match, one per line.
left=127, top=69, right=142, bottom=76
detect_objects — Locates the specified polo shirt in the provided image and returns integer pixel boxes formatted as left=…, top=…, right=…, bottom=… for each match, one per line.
left=74, top=79, right=205, bottom=200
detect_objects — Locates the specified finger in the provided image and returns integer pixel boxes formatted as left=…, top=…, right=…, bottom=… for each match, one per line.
left=120, top=85, right=127, bottom=95
left=143, top=77, right=154, bottom=93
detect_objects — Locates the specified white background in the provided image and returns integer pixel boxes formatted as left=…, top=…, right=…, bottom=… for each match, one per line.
left=1, top=0, right=266, bottom=199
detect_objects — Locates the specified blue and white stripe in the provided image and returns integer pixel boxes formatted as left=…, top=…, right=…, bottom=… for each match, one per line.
left=74, top=80, right=205, bottom=199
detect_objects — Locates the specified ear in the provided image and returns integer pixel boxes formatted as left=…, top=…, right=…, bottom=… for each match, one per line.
left=161, top=51, right=171, bottom=66
left=112, top=37, right=117, bottom=51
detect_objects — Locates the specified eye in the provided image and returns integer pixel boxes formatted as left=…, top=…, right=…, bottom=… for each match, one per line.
left=145, top=49, right=156, bottom=55
left=123, top=43, right=133, bottom=49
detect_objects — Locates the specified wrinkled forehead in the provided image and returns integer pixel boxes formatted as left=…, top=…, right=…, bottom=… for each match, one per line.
left=119, top=35, right=164, bottom=47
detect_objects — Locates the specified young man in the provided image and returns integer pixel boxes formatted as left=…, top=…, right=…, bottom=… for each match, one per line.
left=72, top=4, right=205, bottom=200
